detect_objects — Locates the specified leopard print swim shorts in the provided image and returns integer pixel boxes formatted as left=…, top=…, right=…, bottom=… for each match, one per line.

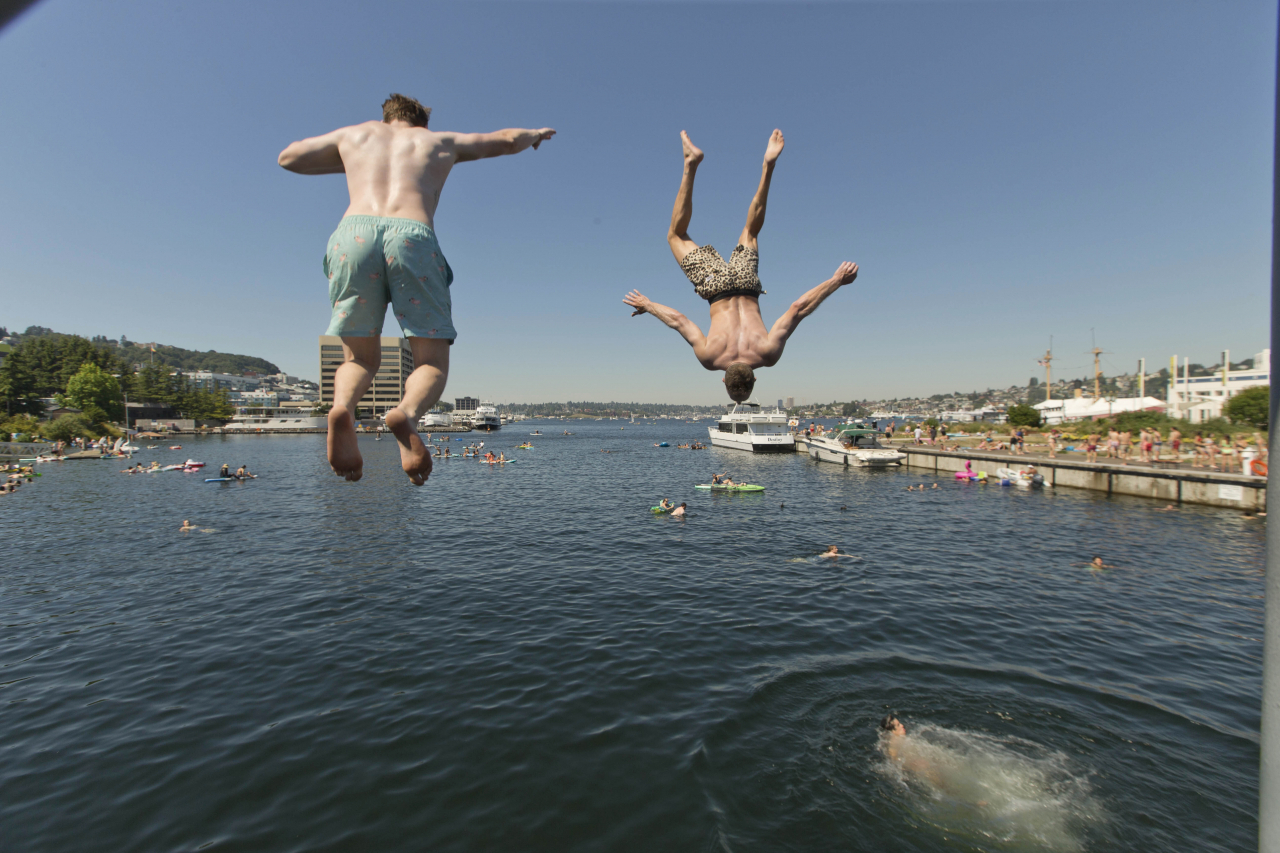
left=679, top=244, right=765, bottom=303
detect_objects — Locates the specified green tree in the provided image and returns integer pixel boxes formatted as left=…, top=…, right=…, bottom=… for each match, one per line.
left=1224, top=386, right=1269, bottom=429
left=1006, top=403, right=1042, bottom=428
left=0, top=348, right=43, bottom=416
left=65, top=362, right=124, bottom=422
left=42, top=413, right=96, bottom=442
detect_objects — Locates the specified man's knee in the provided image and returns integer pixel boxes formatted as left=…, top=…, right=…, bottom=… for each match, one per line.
left=409, top=337, right=451, bottom=372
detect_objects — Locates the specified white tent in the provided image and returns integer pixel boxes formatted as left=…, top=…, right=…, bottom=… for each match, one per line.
left=1032, top=396, right=1165, bottom=425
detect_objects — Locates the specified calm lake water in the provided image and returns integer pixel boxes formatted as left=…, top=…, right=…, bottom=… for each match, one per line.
left=0, top=421, right=1263, bottom=851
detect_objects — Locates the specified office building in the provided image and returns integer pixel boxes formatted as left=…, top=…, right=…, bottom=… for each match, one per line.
left=454, top=396, right=479, bottom=416
left=319, top=335, right=414, bottom=416
left=785, top=396, right=795, bottom=410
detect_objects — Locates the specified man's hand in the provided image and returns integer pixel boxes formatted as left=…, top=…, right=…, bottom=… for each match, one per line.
left=833, top=261, right=858, bottom=286
left=623, top=290, right=651, bottom=316
left=532, top=129, right=556, bottom=150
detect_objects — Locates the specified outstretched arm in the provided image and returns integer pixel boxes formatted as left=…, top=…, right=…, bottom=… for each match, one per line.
left=623, top=290, right=707, bottom=353
left=451, top=128, right=556, bottom=162
left=767, top=262, right=858, bottom=349
left=278, top=128, right=347, bottom=174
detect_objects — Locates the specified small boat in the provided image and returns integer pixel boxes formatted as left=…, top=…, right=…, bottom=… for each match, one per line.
left=996, top=467, right=1046, bottom=488
left=694, top=483, right=765, bottom=492
left=805, top=426, right=906, bottom=468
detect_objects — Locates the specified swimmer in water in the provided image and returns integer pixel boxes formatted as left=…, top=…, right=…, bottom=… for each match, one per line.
left=1089, top=556, right=1114, bottom=570
left=879, top=715, right=944, bottom=787
left=659, top=499, right=675, bottom=512
left=670, top=502, right=687, bottom=517
left=180, top=519, right=197, bottom=532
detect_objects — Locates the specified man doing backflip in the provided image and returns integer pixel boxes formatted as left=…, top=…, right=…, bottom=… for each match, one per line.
left=279, top=94, right=554, bottom=484
left=624, top=130, right=858, bottom=402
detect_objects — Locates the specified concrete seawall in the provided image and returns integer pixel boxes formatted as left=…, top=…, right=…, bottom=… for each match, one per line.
left=895, top=446, right=1266, bottom=510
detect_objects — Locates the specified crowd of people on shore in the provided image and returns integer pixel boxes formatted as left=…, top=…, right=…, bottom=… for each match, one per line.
left=841, top=421, right=1271, bottom=472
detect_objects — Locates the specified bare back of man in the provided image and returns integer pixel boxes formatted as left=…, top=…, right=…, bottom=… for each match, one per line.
left=622, top=130, right=857, bottom=401
left=279, top=93, right=553, bottom=485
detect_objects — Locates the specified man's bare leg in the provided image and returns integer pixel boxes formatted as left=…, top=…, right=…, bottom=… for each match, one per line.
left=737, top=129, right=785, bottom=251
left=384, top=338, right=449, bottom=486
left=668, top=131, right=704, bottom=263
left=329, top=337, right=381, bottom=481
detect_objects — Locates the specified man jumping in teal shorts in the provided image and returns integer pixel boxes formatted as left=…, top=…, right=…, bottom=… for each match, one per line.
left=279, top=94, right=554, bottom=484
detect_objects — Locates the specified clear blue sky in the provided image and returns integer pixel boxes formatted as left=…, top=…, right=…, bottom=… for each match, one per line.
left=0, top=1, right=1274, bottom=405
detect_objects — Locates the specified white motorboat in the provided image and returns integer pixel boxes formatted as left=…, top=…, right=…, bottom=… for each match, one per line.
left=473, top=401, right=501, bottom=431
left=805, top=425, right=906, bottom=467
left=708, top=402, right=794, bottom=453
left=420, top=410, right=454, bottom=429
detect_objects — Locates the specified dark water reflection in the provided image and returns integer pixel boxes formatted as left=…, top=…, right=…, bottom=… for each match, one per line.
left=0, top=421, right=1262, bottom=851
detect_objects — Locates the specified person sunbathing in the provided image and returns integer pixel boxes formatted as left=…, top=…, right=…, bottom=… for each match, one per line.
left=624, top=130, right=858, bottom=402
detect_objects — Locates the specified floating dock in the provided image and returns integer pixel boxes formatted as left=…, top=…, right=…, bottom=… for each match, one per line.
left=894, top=446, right=1266, bottom=510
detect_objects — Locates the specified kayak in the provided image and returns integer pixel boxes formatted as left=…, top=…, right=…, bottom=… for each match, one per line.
left=694, top=483, right=765, bottom=492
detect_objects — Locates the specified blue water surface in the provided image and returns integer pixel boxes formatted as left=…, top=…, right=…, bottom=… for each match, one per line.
left=0, top=421, right=1263, bottom=851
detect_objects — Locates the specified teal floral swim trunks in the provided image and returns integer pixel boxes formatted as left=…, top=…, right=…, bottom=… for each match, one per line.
left=323, top=215, right=456, bottom=341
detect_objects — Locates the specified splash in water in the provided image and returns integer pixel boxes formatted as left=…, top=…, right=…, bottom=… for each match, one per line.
left=876, top=722, right=1104, bottom=852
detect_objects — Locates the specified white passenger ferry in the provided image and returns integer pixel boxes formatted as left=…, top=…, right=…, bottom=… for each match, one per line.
left=473, top=401, right=501, bottom=431
left=419, top=410, right=453, bottom=429
left=708, top=402, right=795, bottom=453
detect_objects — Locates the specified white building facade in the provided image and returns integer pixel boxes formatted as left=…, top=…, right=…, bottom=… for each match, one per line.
left=1168, top=349, right=1269, bottom=424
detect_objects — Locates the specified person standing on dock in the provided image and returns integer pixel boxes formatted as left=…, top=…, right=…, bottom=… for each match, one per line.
left=623, top=130, right=858, bottom=402
left=278, top=93, right=555, bottom=484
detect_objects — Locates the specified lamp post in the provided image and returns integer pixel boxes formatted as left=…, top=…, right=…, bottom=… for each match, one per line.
left=1262, top=14, right=1280, bottom=851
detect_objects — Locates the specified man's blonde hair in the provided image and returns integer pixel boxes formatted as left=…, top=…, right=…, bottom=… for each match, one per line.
left=382, top=93, right=431, bottom=127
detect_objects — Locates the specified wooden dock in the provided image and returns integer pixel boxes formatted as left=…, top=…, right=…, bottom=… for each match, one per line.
left=895, top=445, right=1266, bottom=510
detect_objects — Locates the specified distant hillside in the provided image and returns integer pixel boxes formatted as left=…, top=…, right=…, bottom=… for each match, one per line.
left=3, top=325, right=279, bottom=375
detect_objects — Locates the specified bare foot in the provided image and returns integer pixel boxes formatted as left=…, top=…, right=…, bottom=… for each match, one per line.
left=327, top=405, right=363, bottom=481
left=765, top=128, right=785, bottom=164
left=385, top=408, right=433, bottom=486
left=681, top=130, right=703, bottom=167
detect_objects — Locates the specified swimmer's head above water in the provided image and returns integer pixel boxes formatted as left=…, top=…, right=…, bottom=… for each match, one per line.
left=880, top=714, right=906, bottom=736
